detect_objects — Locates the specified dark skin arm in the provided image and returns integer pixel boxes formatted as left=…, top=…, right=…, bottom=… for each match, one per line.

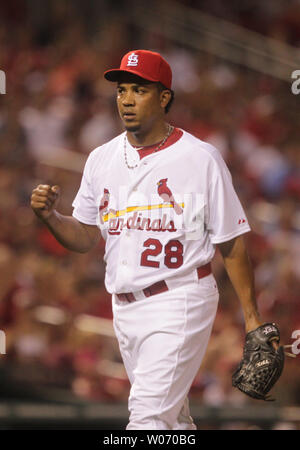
left=30, top=184, right=100, bottom=253
left=218, top=235, right=261, bottom=333
left=42, top=211, right=100, bottom=253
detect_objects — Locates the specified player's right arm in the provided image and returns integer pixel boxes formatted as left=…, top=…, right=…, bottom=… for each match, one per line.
left=30, top=184, right=100, bottom=253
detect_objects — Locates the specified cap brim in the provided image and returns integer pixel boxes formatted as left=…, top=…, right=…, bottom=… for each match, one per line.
left=104, top=68, right=158, bottom=83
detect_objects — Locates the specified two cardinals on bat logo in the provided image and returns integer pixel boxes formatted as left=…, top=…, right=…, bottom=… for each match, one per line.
left=98, top=179, right=183, bottom=225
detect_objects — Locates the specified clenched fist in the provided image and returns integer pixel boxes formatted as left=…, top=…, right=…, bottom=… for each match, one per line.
left=31, top=184, right=60, bottom=221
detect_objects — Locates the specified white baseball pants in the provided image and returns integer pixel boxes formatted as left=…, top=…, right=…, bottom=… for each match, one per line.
left=112, top=273, right=219, bottom=430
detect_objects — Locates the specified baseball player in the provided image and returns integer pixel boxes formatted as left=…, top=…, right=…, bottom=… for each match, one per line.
left=31, top=50, right=268, bottom=430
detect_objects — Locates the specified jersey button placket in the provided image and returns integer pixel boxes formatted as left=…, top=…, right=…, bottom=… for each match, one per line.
left=115, top=228, right=135, bottom=292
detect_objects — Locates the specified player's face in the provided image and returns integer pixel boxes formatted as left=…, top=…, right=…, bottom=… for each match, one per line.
left=116, top=76, right=166, bottom=133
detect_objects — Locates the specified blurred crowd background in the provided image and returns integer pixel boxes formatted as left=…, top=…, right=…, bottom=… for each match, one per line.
left=0, top=0, right=299, bottom=429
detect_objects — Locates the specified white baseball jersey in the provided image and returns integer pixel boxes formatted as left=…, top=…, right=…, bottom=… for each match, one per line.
left=72, top=128, right=250, bottom=295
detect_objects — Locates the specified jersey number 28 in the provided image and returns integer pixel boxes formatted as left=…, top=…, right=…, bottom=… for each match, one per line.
left=140, top=238, right=183, bottom=269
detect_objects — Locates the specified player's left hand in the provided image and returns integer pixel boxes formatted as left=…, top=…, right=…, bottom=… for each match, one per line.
left=232, top=322, right=285, bottom=401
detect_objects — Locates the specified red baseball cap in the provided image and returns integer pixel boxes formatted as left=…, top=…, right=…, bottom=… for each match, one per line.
left=104, top=50, right=172, bottom=89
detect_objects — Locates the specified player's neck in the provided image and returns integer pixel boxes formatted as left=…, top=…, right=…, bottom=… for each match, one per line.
left=126, top=121, right=169, bottom=147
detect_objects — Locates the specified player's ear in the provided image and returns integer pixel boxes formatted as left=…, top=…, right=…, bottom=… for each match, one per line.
left=160, top=89, right=172, bottom=110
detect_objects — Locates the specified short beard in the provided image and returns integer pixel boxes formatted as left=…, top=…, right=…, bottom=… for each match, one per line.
left=124, top=124, right=140, bottom=133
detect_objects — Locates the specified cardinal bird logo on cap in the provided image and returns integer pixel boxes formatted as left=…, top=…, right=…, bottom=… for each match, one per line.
left=157, top=178, right=183, bottom=215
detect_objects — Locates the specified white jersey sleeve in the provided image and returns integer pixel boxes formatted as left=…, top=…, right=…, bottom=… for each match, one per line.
left=72, top=152, right=98, bottom=225
left=206, top=147, right=251, bottom=244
